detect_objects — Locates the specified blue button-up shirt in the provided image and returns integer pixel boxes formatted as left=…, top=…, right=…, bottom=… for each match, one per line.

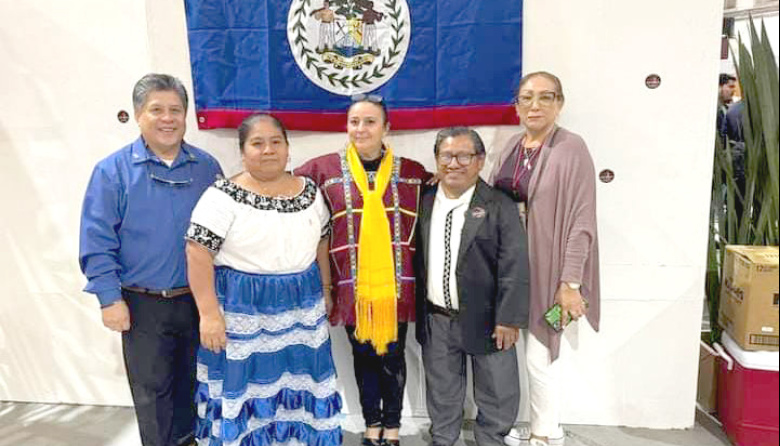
left=79, top=137, right=223, bottom=306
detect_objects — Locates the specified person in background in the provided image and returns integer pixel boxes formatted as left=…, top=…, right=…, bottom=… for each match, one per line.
left=724, top=100, right=744, bottom=144
left=415, top=127, right=529, bottom=446
left=295, top=96, right=430, bottom=446
left=717, top=73, right=737, bottom=137
left=186, top=114, right=342, bottom=446
left=490, top=71, right=600, bottom=446
left=79, top=73, right=223, bottom=446
left=724, top=97, right=747, bottom=219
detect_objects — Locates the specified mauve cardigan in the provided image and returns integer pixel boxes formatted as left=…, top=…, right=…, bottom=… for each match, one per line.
left=489, top=126, right=600, bottom=361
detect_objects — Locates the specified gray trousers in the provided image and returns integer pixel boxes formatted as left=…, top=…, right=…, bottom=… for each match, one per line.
left=422, top=313, right=520, bottom=446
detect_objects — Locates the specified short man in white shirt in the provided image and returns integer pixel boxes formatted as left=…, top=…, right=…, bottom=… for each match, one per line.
left=415, top=127, right=530, bottom=446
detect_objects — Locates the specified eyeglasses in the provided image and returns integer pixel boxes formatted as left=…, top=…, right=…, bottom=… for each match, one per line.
left=351, top=93, right=384, bottom=104
left=515, top=91, right=559, bottom=107
left=146, top=162, right=193, bottom=187
left=150, top=174, right=193, bottom=187
left=437, top=152, right=480, bottom=166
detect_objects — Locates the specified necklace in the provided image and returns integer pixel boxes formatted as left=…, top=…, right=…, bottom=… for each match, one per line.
left=521, top=145, right=540, bottom=169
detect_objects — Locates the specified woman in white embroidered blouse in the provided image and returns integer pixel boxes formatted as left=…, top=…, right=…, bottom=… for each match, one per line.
left=185, top=114, right=343, bottom=446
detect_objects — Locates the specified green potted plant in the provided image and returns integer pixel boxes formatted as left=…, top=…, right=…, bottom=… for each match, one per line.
left=706, top=16, right=779, bottom=346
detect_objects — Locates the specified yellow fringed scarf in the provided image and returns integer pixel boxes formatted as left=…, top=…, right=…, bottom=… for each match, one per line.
left=346, top=143, right=398, bottom=355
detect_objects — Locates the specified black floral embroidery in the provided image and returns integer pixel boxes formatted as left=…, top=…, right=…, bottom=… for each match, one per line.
left=321, top=221, right=332, bottom=238
left=186, top=223, right=224, bottom=252
left=212, top=178, right=317, bottom=213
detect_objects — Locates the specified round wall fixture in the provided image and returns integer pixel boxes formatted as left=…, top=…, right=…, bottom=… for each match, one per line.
left=645, top=74, right=661, bottom=89
left=117, top=110, right=129, bottom=123
left=599, top=169, right=615, bottom=183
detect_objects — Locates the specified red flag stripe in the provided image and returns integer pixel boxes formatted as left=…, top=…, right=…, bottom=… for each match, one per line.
left=196, top=105, right=519, bottom=132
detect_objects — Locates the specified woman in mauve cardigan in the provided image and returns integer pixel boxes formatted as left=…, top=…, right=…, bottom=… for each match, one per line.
left=489, top=71, right=600, bottom=446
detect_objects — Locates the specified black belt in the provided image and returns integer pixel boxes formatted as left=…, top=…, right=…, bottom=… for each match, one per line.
left=428, top=302, right=459, bottom=318
left=122, top=286, right=191, bottom=298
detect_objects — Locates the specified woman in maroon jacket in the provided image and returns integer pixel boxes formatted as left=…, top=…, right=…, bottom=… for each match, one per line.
left=296, top=96, right=430, bottom=446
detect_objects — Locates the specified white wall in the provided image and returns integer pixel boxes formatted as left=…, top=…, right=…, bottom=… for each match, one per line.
left=0, top=0, right=150, bottom=405
left=517, top=1, right=723, bottom=428
left=0, top=0, right=723, bottom=430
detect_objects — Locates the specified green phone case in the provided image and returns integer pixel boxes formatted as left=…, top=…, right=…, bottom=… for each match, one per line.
left=544, top=304, right=565, bottom=332
left=544, top=298, right=588, bottom=332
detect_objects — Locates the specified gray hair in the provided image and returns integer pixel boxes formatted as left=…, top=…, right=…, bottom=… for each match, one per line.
left=132, top=73, right=189, bottom=113
left=433, top=127, right=486, bottom=156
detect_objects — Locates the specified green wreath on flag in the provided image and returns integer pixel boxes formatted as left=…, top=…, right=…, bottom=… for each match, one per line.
left=290, top=0, right=405, bottom=90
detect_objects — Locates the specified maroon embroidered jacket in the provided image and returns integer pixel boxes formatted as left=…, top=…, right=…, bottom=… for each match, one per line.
left=295, top=152, right=431, bottom=325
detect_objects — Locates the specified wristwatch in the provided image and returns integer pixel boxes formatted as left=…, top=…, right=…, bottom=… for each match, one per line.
left=565, top=282, right=581, bottom=290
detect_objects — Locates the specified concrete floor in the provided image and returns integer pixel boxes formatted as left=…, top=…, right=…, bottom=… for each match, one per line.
left=0, top=402, right=732, bottom=446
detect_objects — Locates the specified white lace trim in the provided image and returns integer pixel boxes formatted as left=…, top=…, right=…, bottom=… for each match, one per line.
left=225, top=300, right=326, bottom=336
left=202, top=407, right=341, bottom=445
left=198, top=367, right=339, bottom=419
left=199, top=439, right=311, bottom=446
left=226, top=322, right=330, bottom=360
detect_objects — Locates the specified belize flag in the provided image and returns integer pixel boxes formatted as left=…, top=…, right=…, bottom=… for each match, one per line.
left=185, top=0, right=522, bottom=131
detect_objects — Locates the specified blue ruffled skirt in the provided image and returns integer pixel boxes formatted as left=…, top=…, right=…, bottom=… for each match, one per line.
left=196, top=264, right=343, bottom=446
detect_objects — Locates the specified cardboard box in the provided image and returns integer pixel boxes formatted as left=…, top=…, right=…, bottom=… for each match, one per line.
left=697, top=338, right=719, bottom=413
left=719, top=245, right=779, bottom=351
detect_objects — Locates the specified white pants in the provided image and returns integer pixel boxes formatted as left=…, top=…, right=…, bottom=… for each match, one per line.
left=363, top=24, right=376, bottom=50
left=526, top=332, right=565, bottom=439
left=318, top=23, right=334, bottom=49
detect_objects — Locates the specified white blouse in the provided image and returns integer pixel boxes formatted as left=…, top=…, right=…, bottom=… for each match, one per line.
left=187, top=177, right=330, bottom=275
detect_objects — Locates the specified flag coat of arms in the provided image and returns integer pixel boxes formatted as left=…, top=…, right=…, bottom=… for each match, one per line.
left=185, top=0, right=522, bottom=131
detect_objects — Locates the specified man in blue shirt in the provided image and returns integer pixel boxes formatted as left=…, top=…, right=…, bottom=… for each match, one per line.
left=79, top=73, right=222, bottom=446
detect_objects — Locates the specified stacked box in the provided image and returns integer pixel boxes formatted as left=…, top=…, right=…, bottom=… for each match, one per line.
left=718, top=245, right=779, bottom=351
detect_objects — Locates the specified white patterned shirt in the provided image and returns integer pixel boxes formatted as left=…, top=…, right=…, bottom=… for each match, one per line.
left=187, top=177, right=330, bottom=274
left=427, top=185, right=476, bottom=311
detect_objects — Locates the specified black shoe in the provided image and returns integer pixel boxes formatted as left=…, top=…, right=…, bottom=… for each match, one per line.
left=362, top=437, right=382, bottom=446
left=382, top=439, right=400, bottom=446
left=174, top=434, right=197, bottom=446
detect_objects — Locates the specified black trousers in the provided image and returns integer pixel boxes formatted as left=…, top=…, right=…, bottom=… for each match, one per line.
left=345, top=323, right=408, bottom=429
left=122, top=290, right=199, bottom=446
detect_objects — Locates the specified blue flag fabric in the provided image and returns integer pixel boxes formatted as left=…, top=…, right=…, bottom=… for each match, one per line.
left=185, top=0, right=522, bottom=130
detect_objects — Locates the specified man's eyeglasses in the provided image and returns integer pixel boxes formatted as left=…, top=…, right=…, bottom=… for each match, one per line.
left=351, top=93, right=384, bottom=104
left=515, top=91, right=559, bottom=107
left=437, top=153, right=480, bottom=166
left=146, top=162, right=193, bottom=187
left=149, top=174, right=193, bottom=187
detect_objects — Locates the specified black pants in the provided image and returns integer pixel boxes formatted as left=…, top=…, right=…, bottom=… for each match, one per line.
left=122, top=290, right=199, bottom=446
left=345, top=323, right=408, bottom=429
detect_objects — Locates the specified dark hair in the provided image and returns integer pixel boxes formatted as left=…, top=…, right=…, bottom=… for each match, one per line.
left=433, top=127, right=486, bottom=156
left=348, top=94, right=389, bottom=125
left=515, top=71, right=565, bottom=103
left=719, top=73, right=737, bottom=86
left=132, top=73, right=189, bottom=113
left=237, top=114, right=289, bottom=151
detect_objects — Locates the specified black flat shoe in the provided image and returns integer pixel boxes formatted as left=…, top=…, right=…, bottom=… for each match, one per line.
left=362, top=437, right=382, bottom=446
left=382, top=439, right=400, bottom=446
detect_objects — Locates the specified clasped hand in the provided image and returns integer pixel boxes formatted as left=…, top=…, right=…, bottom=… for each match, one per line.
left=555, top=283, right=588, bottom=325
left=101, top=301, right=131, bottom=332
